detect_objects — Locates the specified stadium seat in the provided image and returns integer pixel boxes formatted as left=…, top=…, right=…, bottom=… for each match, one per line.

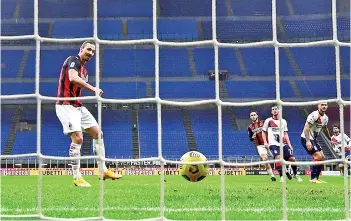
left=159, top=0, right=227, bottom=17
left=1, top=0, right=16, bottom=19
left=1, top=50, right=24, bottom=78
left=1, top=22, right=50, bottom=37
left=103, top=49, right=154, bottom=77
left=230, top=0, right=289, bottom=16
left=52, top=20, right=93, bottom=38
left=98, top=0, right=152, bottom=17
left=19, top=0, right=90, bottom=18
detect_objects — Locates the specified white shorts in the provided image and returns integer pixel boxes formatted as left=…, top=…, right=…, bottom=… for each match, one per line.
left=257, top=145, right=268, bottom=156
left=55, top=105, right=98, bottom=135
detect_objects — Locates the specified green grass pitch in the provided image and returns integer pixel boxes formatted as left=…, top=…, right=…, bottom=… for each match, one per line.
left=0, top=175, right=349, bottom=220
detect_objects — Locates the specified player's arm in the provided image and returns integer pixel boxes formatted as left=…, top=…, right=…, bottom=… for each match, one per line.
left=67, top=57, right=103, bottom=96
left=303, top=122, right=313, bottom=150
left=261, top=119, right=269, bottom=148
left=248, top=127, right=255, bottom=142
left=322, top=125, right=331, bottom=140
left=284, top=132, right=293, bottom=149
left=344, top=134, right=351, bottom=145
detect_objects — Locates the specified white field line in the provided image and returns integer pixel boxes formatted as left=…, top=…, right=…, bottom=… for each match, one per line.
left=0, top=207, right=345, bottom=213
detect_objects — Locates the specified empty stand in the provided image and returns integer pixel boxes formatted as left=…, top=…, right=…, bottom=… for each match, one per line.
left=98, top=0, right=152, bottom=17
left=1, top=50, right=24, bottom=78
left=159, top=0, right=226, bottom=17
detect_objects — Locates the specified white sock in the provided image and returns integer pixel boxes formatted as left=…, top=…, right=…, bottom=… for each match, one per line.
left=69, top=143, right=81, bottom=180
left=267, top=168, right=274, bottom=177
left=93, top=139, right=108, bottom=174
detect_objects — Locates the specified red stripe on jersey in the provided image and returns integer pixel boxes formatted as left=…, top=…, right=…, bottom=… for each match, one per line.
left=56, top=58, right=84, bottom=107
left=248, top=120, right=267, bottom=146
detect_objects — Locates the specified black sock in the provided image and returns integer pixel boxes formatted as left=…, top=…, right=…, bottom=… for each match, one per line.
left=291, top=165, right=297, bottom=176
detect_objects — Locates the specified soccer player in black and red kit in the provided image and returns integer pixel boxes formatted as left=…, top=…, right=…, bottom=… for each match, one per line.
left=248, top=111, right=276, bottom=181
left=55, top=40, right=121, bottom=187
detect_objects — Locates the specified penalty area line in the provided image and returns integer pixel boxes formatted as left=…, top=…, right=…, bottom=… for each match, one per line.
left=0, top=207, right=343, bottom=213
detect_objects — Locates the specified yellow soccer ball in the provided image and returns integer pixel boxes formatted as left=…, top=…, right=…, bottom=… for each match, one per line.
left=179, top=151, right=209, bottom=182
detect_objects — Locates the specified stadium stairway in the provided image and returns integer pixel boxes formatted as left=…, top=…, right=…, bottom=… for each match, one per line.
left=132, top=110, right=140, bottom=158
left=219, top=81, right=239, bottom=130
left=3, top=106, right=23, bottom=155
left=234, top=48, right=248, bottom=77
left=17, top=50, right=30, bottom=78
left=187, top=49, right=197, bottom=76
left=183, top=109, right=197, bottom=151
left=82, top=134, right=93, bottom=156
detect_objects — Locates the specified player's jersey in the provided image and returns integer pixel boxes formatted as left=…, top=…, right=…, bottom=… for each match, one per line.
left=262, top=117, right=288, bottom=146
left=331, top=133, right=351, bottom=151
left=300, top=111, right=328, bottom=140
left=56, top=56, right=88, bottom=107
left=248, top=120, right=267, bottom=146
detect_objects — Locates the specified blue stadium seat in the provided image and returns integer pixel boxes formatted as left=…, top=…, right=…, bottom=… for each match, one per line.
left=190, top=110, right=218, bottom=157
left=103, top=49, right=154, bottom=77
left=1, top=22, right=50, bottom=36
left=291, top=0, right=331, bottom=15
left=162, top=111, right=188, bottom=158
left=340, top=47, right=350, bottom=75
left=127, top=19, right=153, bottom=40
left=1, top=109, right=14, bottom=153
left=127, top=19, right=199, bottom=41
left=160, top=49, right=191, bottom=77
left=202, top=20, right=272, bottom=42
left=239, top=48, right=275, bottom=76
left=159, top=0, right=227, bottom=17
left=24, top=50, right=96, bottom=78
left=342, top=79, right=350, bottom=99
left=18, top=0, right=34, bottom=18
left=19, top=0, right=90, bottom=18
left=226, top=81, right=295, bottom=99
left=158, top=19, right=198, bottom=41
left=296, top=80, right=336, bottom=98
left=52, top=20, right=93, bottom=38
left=157, top=81, right=215, bottom=99
left=338, top=14, right=350, bottom=41
left=102, top=110, right=133, bottom=158
left=281, top=17, right=332, bottom=41
left=193, top=48, right=242, bottom=76
left=230, top=0, right=289, bottom=16
left=1, top=50, right=24, bottom=78
left=39, top=0, right=90, bottom=18
left=139, top=110, right=158, bottom=157
left=98, top=20, right=123, bottom=40
left=98, top=0, right=152, bottom=17
left=290, top=47, right=335, bottom=76
left=1, top=82, right=35, bottom=95
left=1, top=0, right=16, bottom=19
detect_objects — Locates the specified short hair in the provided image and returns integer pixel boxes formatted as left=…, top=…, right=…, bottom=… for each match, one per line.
left=332, top=124, right=340, bottom=129
left=81, top=40, right=95, bottom=49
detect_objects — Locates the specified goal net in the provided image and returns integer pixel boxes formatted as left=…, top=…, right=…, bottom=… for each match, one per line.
left=1, top=0, right=350, bottom=220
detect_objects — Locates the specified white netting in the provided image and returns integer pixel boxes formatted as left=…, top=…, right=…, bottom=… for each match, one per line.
left=1, top=0, right=351, bottom=220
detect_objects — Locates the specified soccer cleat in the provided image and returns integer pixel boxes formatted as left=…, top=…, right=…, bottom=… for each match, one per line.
left=309, top=178, right=323, bottom=184
left=294, top=175, right=303, bottom=183
left=317, top=179, right=327, bottom=183
left=280, top=177, right=284, bottom=183
left=271, top=177, right=276, bottom=182
left=74, top=177, right=91, bottom=187
left=285, top=172, right=292, bottom=180
left=101, top=169, right=122, bottom=180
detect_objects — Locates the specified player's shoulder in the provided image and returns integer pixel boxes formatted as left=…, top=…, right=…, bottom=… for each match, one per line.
left=264, top=117, right=272, bottom=121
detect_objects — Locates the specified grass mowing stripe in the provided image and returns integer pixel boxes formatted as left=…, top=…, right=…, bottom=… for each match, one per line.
left=1, top=207, right=344, bottom=213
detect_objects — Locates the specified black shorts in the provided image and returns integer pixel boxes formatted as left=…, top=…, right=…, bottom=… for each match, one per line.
left=301, top=137, right=322, bottom=155
left=269, top=145, right=294, bottom=160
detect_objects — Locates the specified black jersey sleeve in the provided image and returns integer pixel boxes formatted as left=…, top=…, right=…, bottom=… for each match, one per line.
left=66, top=56, right=81, bottom=72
